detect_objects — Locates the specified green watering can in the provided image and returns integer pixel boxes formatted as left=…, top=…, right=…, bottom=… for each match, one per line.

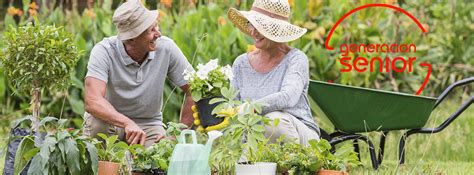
left=167, top=130, right=222, bottom=175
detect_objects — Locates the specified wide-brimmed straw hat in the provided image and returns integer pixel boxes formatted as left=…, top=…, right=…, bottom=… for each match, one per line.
left=227, top=0, right=307, bottom=43
left=112, top=0, right=158, bottom=40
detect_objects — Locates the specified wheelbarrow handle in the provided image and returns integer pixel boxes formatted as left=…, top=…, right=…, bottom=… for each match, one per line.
left=434, top=77, right=474, bottom=109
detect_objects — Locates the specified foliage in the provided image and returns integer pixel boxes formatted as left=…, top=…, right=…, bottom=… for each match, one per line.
left=309, top=139, right=361, bottom=171
left=208, top=87, right=272, bottom=174
left=1, top=20, right=80, bottom=95
left=13, top=117, right=98, bottom=175
left=184, top=59, right=233, bottom=102
left=130, top=122, right=187, bottom=172
left=276, top=141, right=320, bottom=174
left=130, top=139, right=175, bottom=172
left=96, top=133, right=129, bottom=163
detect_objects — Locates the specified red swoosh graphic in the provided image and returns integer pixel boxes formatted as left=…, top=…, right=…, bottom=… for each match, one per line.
left=325, top=3, right=427, bottom=50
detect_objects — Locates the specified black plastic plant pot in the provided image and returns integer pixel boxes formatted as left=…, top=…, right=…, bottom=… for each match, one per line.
left=195, top=97, right=224, bottom=128
left=131, top=169, right=166, bottom=175
left=151, top=169, right=166, bottom=175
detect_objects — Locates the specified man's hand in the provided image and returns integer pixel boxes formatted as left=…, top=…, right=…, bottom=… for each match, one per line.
left=124, top=121, right=146, bottom=146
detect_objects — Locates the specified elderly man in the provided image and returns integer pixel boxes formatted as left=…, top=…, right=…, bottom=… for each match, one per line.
left=83, top=0, right=194, bottom=147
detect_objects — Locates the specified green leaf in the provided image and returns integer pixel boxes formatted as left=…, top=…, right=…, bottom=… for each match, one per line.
left=212, top=82, right=223, bottom=88
left=68, top=95, right=85, bottom=115
left=247, top=116, right=261, bottom=126
left=64, top=138, right=81, bottom=174
left=14, top=136, right=36, bottom=175
left=39, top=116, right=58, bottom=127
left=220, top=87, right=230, bottom=99
left=209, top=97, right=226, bottom=104
left=27, top=154, right=46, bottom=175
left=251, top=125, right=266, bottom=132
left=272, top=118, right=280, bottom=127
left=191, top=90, right=202, bottom=102
left=237, top=115, right=247, bottom=125
left=85, top=142, right=99, bottom=175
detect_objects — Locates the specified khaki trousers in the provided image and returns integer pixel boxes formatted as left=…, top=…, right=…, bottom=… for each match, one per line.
left=83, top=113, right=165, bottom=148
left=264, top=111, right=319, bottom=146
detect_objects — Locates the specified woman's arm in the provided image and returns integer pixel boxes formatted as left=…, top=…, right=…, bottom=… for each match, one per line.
left=256, top=54, right=309, bottom=113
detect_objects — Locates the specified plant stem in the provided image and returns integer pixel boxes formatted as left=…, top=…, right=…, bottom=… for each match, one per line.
left=31, top=87, right=41, bottom=132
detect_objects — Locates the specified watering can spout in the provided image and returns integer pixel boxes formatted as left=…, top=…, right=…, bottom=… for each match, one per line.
left=205, top=130, right=223, bottom=147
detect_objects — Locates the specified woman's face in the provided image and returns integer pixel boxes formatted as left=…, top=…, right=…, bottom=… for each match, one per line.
left=247, top=22, right=278, bottom=50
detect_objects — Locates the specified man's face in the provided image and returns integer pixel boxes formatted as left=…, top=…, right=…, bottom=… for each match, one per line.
left=135, top=22, right=161, bottom=52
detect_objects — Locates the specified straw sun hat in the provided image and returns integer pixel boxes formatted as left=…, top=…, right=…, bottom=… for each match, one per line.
left=113, top=0, right=159, bottom=40
left=227, top=0, right=307, bottom=43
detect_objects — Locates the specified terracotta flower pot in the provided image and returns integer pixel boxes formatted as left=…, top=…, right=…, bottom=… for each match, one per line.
left=318, top=169, right=348, bottom=175
left=195, top=97, right=224, bottom=127
left=98, top=161, right=120, bottom=175
left=132, top=172, right=151, bottom=175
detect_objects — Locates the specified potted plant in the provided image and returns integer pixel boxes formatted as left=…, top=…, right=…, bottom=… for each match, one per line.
left=314, top=140, right=361, bottom=175
left=14, top=117, right=98, bottom=175
left=1, top=20, right=80, bottom=133
left=207, top=87, right=277, bottom=175
left=96, top=133, right=129, bottom=175
left=130, top=122, right=187, bottom=175
left=183, top=59, right=233, bottom=128
left=1, top=20, right=80, bottom=174
left=235, top=140, right=280, bottom=175
left=269, top=139, right=320, bottom=175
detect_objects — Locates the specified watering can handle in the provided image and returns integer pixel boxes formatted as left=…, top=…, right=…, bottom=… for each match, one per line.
left=178, top=130, right=198, bottom=144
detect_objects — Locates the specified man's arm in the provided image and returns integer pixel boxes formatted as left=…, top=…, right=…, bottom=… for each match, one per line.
left=179, top=84, right=195, bottom=127
left=84, top=77, right=146, bottom=145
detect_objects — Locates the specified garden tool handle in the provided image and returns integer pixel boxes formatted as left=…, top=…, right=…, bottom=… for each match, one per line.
left=178, top=130, right=198, bottom=144
left=434, top=77, right=474, bottom=109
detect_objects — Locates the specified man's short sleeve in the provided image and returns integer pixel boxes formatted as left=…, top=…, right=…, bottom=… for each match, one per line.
left=86, top=45, right=110, bottom=83
left=167, top=40, right=192, bottom=87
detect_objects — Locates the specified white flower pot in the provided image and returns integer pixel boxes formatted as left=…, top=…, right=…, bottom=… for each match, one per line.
left=235, top=162, right=277, bottom=175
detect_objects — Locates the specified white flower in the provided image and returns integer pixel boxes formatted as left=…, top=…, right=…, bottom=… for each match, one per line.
left=206, top=81, right=214, bottom=91
left=206, top=59, right=219, bottom=70
left=195, top=59, right=219, bottom=80
left=220, top=65, right=233, bottom=81
left=183, top=66, right=196, bottom=81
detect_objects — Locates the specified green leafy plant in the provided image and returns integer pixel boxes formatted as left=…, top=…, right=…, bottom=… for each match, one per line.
left=14, top=117, right=98, bottom=175
left=96, top=133, right=129, bottom=163
left=130, top=122, right=187, bottom=172
left=277, top=141, right=321, bottom=175
left=310, top=139, right=361, bottom=172
left=1, top=20, right=80, bottom=132
left=130, top=139, right=175, bottom=173
left=208, top=87, right=272, bottom=174
left=184, top=59, right=233, bottom=101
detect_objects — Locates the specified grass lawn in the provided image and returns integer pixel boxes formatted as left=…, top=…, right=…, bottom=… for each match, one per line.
left=0, top=96, right=472, bottom=174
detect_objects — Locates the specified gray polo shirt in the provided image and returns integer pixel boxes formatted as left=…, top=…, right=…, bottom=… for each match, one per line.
left=85, top=36, right=191, bottom=126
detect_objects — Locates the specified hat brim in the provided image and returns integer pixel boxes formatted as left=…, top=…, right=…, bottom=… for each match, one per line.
left=227, top=8, right=306, bottom=43
left=118, top=10, right=159, bottom=40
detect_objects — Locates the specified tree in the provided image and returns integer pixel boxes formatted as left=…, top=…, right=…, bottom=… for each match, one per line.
left=1, top=20, right=80, bottom=132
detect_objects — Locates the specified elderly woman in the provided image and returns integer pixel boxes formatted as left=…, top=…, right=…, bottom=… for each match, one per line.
left=227, top=0, right=319, bottom=145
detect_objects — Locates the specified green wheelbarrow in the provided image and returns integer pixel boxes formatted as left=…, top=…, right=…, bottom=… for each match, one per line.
left=308, top=77, right=473, bottom=169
